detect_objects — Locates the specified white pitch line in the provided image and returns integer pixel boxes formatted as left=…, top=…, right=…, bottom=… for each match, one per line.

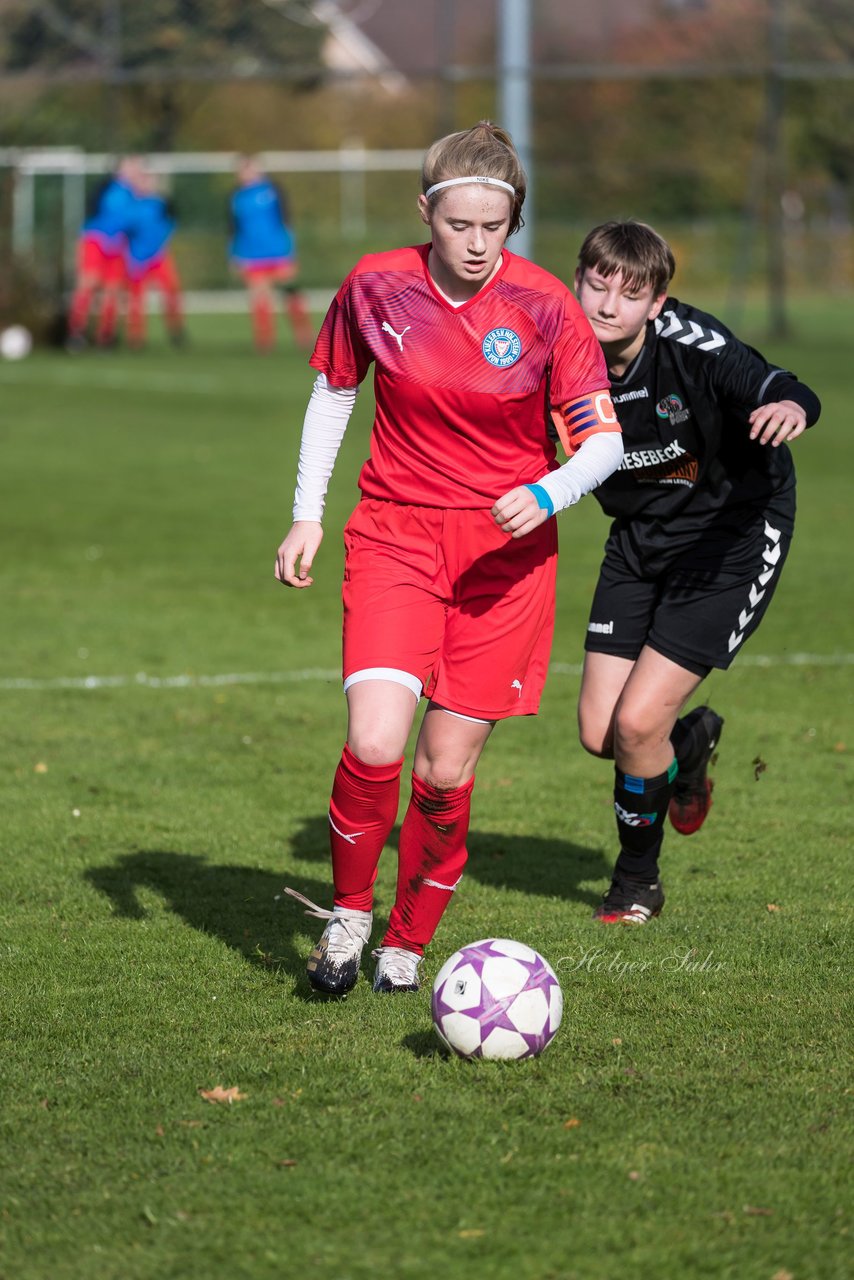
left=0, top=653, right=852, bottom=692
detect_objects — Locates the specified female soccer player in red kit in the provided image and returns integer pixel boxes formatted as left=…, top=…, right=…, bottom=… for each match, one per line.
left=277, top=122, right=622, bottom=995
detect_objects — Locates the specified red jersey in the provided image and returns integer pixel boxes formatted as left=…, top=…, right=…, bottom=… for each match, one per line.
left=310, top=244, right=609, bottom=509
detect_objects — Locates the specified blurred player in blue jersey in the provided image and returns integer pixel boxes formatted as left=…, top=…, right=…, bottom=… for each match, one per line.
left=125, top=171, right=187, bottom=350
left=229, top=155, right=313, bottom=352
left=67, top=155, right=142, bottom=350
left=573, top=220, right=821, bottom=925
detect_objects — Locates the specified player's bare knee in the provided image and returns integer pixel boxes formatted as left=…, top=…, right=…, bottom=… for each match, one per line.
left=613, top=705, right=663, bottom=758
left=346, top=734, right=404, bottom=769
left=420, top=767, right=472, bottom=792
left=578, top=709, right=613, bottom=758
left=579, top=728, right=614, bottom=759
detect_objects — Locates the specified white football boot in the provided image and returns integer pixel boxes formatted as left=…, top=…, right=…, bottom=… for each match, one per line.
left=372, top=946, right=421, bottom=994
left=284, top=888, right=372, bottom=995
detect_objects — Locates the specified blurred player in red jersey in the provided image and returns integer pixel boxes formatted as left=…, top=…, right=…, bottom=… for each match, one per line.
left=276, top=122, right=623, bottom=996
left=229, top=155, right=313, bottom=352
left=66, top=156, right=142, bottom=350
left=125, top=171, right=187, bottom=350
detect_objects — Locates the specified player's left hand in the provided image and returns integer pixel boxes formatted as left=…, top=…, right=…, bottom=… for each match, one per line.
left=492, top=486, right=549, bottom=538
left=748, top=399, right=808, bottom=447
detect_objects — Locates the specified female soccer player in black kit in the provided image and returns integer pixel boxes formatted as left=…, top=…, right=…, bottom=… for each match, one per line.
left=573, top=220, right=821, bottom=924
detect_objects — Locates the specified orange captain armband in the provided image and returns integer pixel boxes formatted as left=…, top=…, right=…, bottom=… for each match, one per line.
left=551, top=390, right=620, bottom=456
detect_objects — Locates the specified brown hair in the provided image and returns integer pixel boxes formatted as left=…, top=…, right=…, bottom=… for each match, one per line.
left=577, top=220, right=675, bottom=296
left=421, top=121, right=526, bottom=235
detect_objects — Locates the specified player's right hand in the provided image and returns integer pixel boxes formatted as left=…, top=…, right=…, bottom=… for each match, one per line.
left=275, top=520, right=323, bottom=588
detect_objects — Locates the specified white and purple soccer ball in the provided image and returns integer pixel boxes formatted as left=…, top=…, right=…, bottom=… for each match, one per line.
left=431, top=938, right=563, bottom=1060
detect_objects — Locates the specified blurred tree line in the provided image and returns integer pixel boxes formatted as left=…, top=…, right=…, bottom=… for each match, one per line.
left=2, top=1, right=852, bottom=219
left=1, top=0, right=851, bottom=301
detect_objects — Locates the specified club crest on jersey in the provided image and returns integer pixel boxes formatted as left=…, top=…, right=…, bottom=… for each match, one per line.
left=656, top=393, right=691, bottom=424
left=482, top=327, right=522, bottom=368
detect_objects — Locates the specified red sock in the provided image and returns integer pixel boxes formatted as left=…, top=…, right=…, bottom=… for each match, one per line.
left=68, top=286, right=94, bottom=337
left=165, top=289, right=183, bottom=334
left=96, top=292, right=119, bottom=344
left=252, top=296, right=274, bottom=350
left=383, top=772, right=474, bottom=956
left=286, top=292, right=313, bottom=349
left=126, top=286, right=145, bottom=347
left=330, top=744, right=403, bottom=912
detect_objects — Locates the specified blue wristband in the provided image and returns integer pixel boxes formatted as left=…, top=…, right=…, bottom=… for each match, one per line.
left=525, top=483, right=555, bottom=518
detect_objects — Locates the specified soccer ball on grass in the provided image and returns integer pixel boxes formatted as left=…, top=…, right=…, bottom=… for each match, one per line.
left=0, top=325, right=33, bottom=361
left=431, top=938, right=563, bottom=1060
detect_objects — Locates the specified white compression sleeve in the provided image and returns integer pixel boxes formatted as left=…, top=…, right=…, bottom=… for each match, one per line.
left=292, top=373, right=358, bottom=522
left=533, top=431, right=624, bottom=515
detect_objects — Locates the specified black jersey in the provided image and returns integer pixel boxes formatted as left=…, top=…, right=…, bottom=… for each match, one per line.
left=594, top=298, right=812, bottom=547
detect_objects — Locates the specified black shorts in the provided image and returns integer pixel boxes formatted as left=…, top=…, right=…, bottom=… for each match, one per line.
left=584, top=510, right=793, bottom=677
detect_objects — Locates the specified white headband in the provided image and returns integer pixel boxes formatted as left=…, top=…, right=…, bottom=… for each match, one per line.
left=424, top=176, right=516, bottom=200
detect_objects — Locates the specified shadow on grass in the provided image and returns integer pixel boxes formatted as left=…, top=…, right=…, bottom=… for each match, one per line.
left=84, top=849, right=355, bottom=999
left=402, top=1030, right=447, bottom=1060
left=84, top=819, right=608, bottom=994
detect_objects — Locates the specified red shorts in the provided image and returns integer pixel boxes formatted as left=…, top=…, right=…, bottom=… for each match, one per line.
left=78, top=234, right=126, bottom=285
left=342, top=499, right=558, bottom=720
left=237, top=261, right=297, bottom=286
left=128, top=253, right=181, bottom=290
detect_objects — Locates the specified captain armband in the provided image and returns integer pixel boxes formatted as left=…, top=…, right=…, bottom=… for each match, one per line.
left=551, top=390, right=620, bottom=456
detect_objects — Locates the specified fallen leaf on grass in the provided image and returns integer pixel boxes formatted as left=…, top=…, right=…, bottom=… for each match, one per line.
left=766, top=903, right=781, bottom=913
left=628, top=1171, right=640, bottom=1181
left=178, top=1119, right=204, bottom=1128
left=743, top=1204, right=774, bottom=1216
left=833, top=742, right=846, bottom=753
left=272, top=1097, right=287, bottom=1107
left=564, top=1117, right=581, bottom=1129
left=277, top=1159, right=298, bottom=1168
left=154, top=1125, right=165, bottom=1137
left=770, top=1271, right=794, bottom=1280
left=34, top=762, right=48, bottom=774
left=458, top=1229, right=485, bottom=1239
left=198, top=1085, right=246, bottom=1105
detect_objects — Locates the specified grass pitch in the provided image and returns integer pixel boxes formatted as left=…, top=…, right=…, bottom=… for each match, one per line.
left=0, top=306, right=851, bottom=1280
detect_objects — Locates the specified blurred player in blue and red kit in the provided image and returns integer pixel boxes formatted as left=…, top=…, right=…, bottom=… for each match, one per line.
left=276, top=122, right=623, bottom=996
left=229, top=155, right=313, bottom=352
left=124, top=170, right=187, bottom=350
left=66, top=155, right=142, bottom=350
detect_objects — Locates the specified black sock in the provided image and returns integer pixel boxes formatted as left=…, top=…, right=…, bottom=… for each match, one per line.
left=671, top=706, right=711, bottom=771
left=613, top=759, right=678, bottom=883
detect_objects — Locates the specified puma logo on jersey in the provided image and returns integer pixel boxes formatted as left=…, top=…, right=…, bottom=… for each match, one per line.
left=381, top=320, right=411, bottom=351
